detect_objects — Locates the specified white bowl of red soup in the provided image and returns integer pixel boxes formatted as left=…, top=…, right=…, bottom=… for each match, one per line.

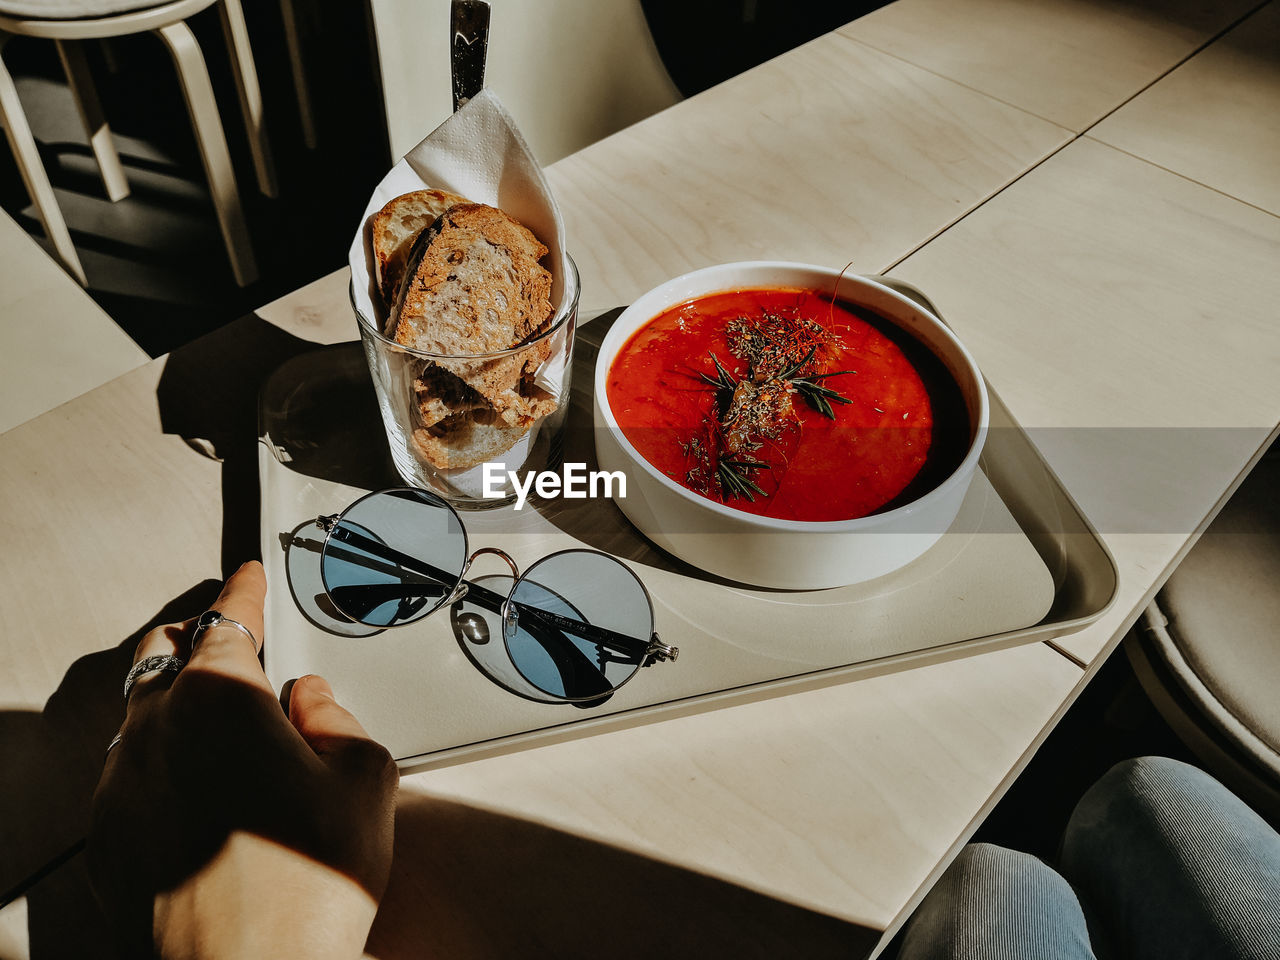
left=593, top=262, right=988, bottom=589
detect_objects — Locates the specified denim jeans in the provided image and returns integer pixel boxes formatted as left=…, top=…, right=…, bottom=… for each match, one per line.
left=897, top=757, right=1280, bottom=960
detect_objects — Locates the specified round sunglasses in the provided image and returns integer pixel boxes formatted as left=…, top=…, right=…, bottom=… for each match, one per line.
left=314, top=488, right=678, bottom=703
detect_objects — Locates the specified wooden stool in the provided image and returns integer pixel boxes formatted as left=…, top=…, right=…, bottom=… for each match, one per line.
left=0, top=0, right=276, bottom=286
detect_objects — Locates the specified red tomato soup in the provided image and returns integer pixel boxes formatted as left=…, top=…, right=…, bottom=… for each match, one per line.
left=606, top=288, right=953, bottom=522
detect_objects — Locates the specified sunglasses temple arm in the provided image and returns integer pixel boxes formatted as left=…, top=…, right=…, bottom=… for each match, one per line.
left=510, top=604, right=675, bottom=664
left=322, top=570, right=652, bottom=660
left=327, top=580, right=449, bottom=608
left=329, top=526, right=463, bottom=588
left=323, top=528, right=515, bottom=624
left=327, top=526, right=674, bottom=663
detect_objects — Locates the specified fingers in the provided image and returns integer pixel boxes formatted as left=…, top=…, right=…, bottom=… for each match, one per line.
left=123, top=562, right=269, bottom=715
left=288, top=675, right=375, bottom=754
left=134, top=618, right=194, bottom=663
left=184, top=561, right=271, bottom=693
left=290, top=676, right=398, bottom=795
left=122, top=618, right=194, bottom=712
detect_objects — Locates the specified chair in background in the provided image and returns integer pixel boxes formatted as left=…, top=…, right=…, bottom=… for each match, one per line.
left=367, top=0, right=682, bottom=164
left=0, top=0, right=276, bottom=287
left=276, top=0, right=315, bottom=149
left=1127, top=442, right=1280, bottom=819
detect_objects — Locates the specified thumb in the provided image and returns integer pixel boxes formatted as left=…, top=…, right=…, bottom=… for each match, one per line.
left=288, top=675, right=377, bottom=756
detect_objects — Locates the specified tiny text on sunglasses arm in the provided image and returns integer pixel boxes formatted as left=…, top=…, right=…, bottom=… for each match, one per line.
left=483, top=462, right=626, bottom=510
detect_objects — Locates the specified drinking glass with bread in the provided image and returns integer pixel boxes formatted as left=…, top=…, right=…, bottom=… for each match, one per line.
left=355, top=188, right=577, bottom=506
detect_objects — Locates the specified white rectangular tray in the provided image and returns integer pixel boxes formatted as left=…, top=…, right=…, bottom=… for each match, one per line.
left=260, top=286, right=1116, bottom=772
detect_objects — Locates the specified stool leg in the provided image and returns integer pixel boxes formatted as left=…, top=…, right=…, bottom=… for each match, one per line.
left=155, top=21, right=258, bottom=287
left=98, top=38, right=120, bottom=76
left=279, top=0, right=317, bottom=149
left=55, top=40, right=130, bottom=203
left=0, top=48, right=86, bottom=285
left=217, top=0, right=278, bottom=197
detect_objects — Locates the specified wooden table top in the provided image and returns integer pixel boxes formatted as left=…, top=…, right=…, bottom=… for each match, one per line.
left=3, top=1, right=1278, bottom=956
left=1090, top=0, right=1280, bottom=218
left=841, top=0, right=1263, bottom=132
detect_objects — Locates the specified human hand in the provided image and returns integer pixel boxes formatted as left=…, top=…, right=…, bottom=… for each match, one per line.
left=89, top=562, right=397, bottom=960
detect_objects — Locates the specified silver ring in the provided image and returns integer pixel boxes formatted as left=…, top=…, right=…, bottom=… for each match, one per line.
left=122, top=654, right=186, bottom=700
left=192, top=609, right=259, bottom=653
left=104, top=732, right=125, bottom=759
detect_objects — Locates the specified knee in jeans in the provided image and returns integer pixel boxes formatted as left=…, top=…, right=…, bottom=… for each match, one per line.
left=900, top=844, right=1091, bottom=960
left=948, top=843, right=1073, bottom=906
left=1070, top=757, right=1222, bottom=833
left=957, top=843, right=1048, bottom=879
left=1104, top=756, right=1209, bottom=798
left=1062, top=756, right=1244, bottom=876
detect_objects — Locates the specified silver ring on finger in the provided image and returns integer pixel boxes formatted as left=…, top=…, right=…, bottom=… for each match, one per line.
left=122, top=654, right=186, bottom=700
left=104, top=731, right=125, bottom=760
left=192, top=609, right=259, bottom=654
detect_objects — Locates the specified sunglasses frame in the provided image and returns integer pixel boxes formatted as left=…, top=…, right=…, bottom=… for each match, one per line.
left=314, top=487, right=678, bottom=703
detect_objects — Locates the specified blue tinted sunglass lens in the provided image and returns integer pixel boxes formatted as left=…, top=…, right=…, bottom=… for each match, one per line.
left=502, top=552, right=654, bottom=701
left=320, top=489, right=467, bottom=628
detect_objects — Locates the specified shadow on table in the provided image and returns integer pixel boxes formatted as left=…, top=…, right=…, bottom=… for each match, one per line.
left=155, top=314, right=330, bottom=571
left=0, top=580, right=223, bottom=958
left=11, top=786, right=879, bottom=960
left=0, top=310, right=881, bottom=954
left=2, top=578, right=877, bottom=960
left=3, top=315, right=329, bottom=955
left=369, top=793, right=879, bottom=960
left=5, top=314, right=332, bottom=873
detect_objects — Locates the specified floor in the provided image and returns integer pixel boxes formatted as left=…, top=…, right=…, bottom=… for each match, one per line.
left=0, top=1, right=388, bottom=360
left=0, top=205, right=145, bottom=433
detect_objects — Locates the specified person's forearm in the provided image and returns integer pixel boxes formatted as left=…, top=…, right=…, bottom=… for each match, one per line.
left=154, top=831, right=378, bottom=960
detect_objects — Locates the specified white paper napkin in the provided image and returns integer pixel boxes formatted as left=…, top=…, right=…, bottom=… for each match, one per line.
left=347, top=90, right=572, bottom=497
left=348, top=88, right=569, bottom=331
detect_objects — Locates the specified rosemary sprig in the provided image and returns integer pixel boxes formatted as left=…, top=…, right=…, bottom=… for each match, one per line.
left=791, top=376, right=854, bottom=418
left=698, top=352, right=739, bottom=391
left=776, top=346, right=818, bottom=382
left=717, top=459, right=770, bottom=501
left=778, top=346, right=856, bottom=419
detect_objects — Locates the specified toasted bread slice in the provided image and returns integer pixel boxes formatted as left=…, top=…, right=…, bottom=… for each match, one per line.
left=412, top=412, right=532, bottom=471
left=392, top=202, right=553, bottom=353
left=414, top=360, right=552, bottom=430
left=413, top=365, right=488, bottom=430
left=393, top=202, right=555, bottom=424
left=371, top=188, right=469, bottom=312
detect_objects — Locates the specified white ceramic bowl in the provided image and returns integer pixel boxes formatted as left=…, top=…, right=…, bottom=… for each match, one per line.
left=592, top=262, right=989, bottom=589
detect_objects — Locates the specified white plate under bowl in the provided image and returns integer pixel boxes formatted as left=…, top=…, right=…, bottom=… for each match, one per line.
left=593, top=262, right=989, bottom=589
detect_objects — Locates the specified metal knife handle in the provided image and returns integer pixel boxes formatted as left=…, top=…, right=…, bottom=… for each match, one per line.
left=451, top=0, right=490, bottom=111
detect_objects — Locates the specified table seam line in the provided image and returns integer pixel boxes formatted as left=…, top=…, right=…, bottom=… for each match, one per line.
left=1077, top=0, right=1273, bottom=133
left=1079, top=135, right=1280, bottom=222
left=881, top=137, right=1074, bottom=273
left=872, top=0, right=1272, bottom=274
left=841, top=0, right=1270, bottom=139
left=836, top=31, right=1071, bottom=131
left=1045, top=639, right=1088, bottom=670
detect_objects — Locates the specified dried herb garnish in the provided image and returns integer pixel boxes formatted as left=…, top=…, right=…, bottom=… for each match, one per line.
left=691, top=310, right=857, bottom=502
left=777, top=346, right=856, bottom=420
left=698, top=352, right=739, bottom=391
left=680, top=435, right=715, bottom=498
left=727, top=311, right=837, bottom=379
left=722, top=380, right=794, bottom=453
left=716, top=458, right=770, bottom=501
